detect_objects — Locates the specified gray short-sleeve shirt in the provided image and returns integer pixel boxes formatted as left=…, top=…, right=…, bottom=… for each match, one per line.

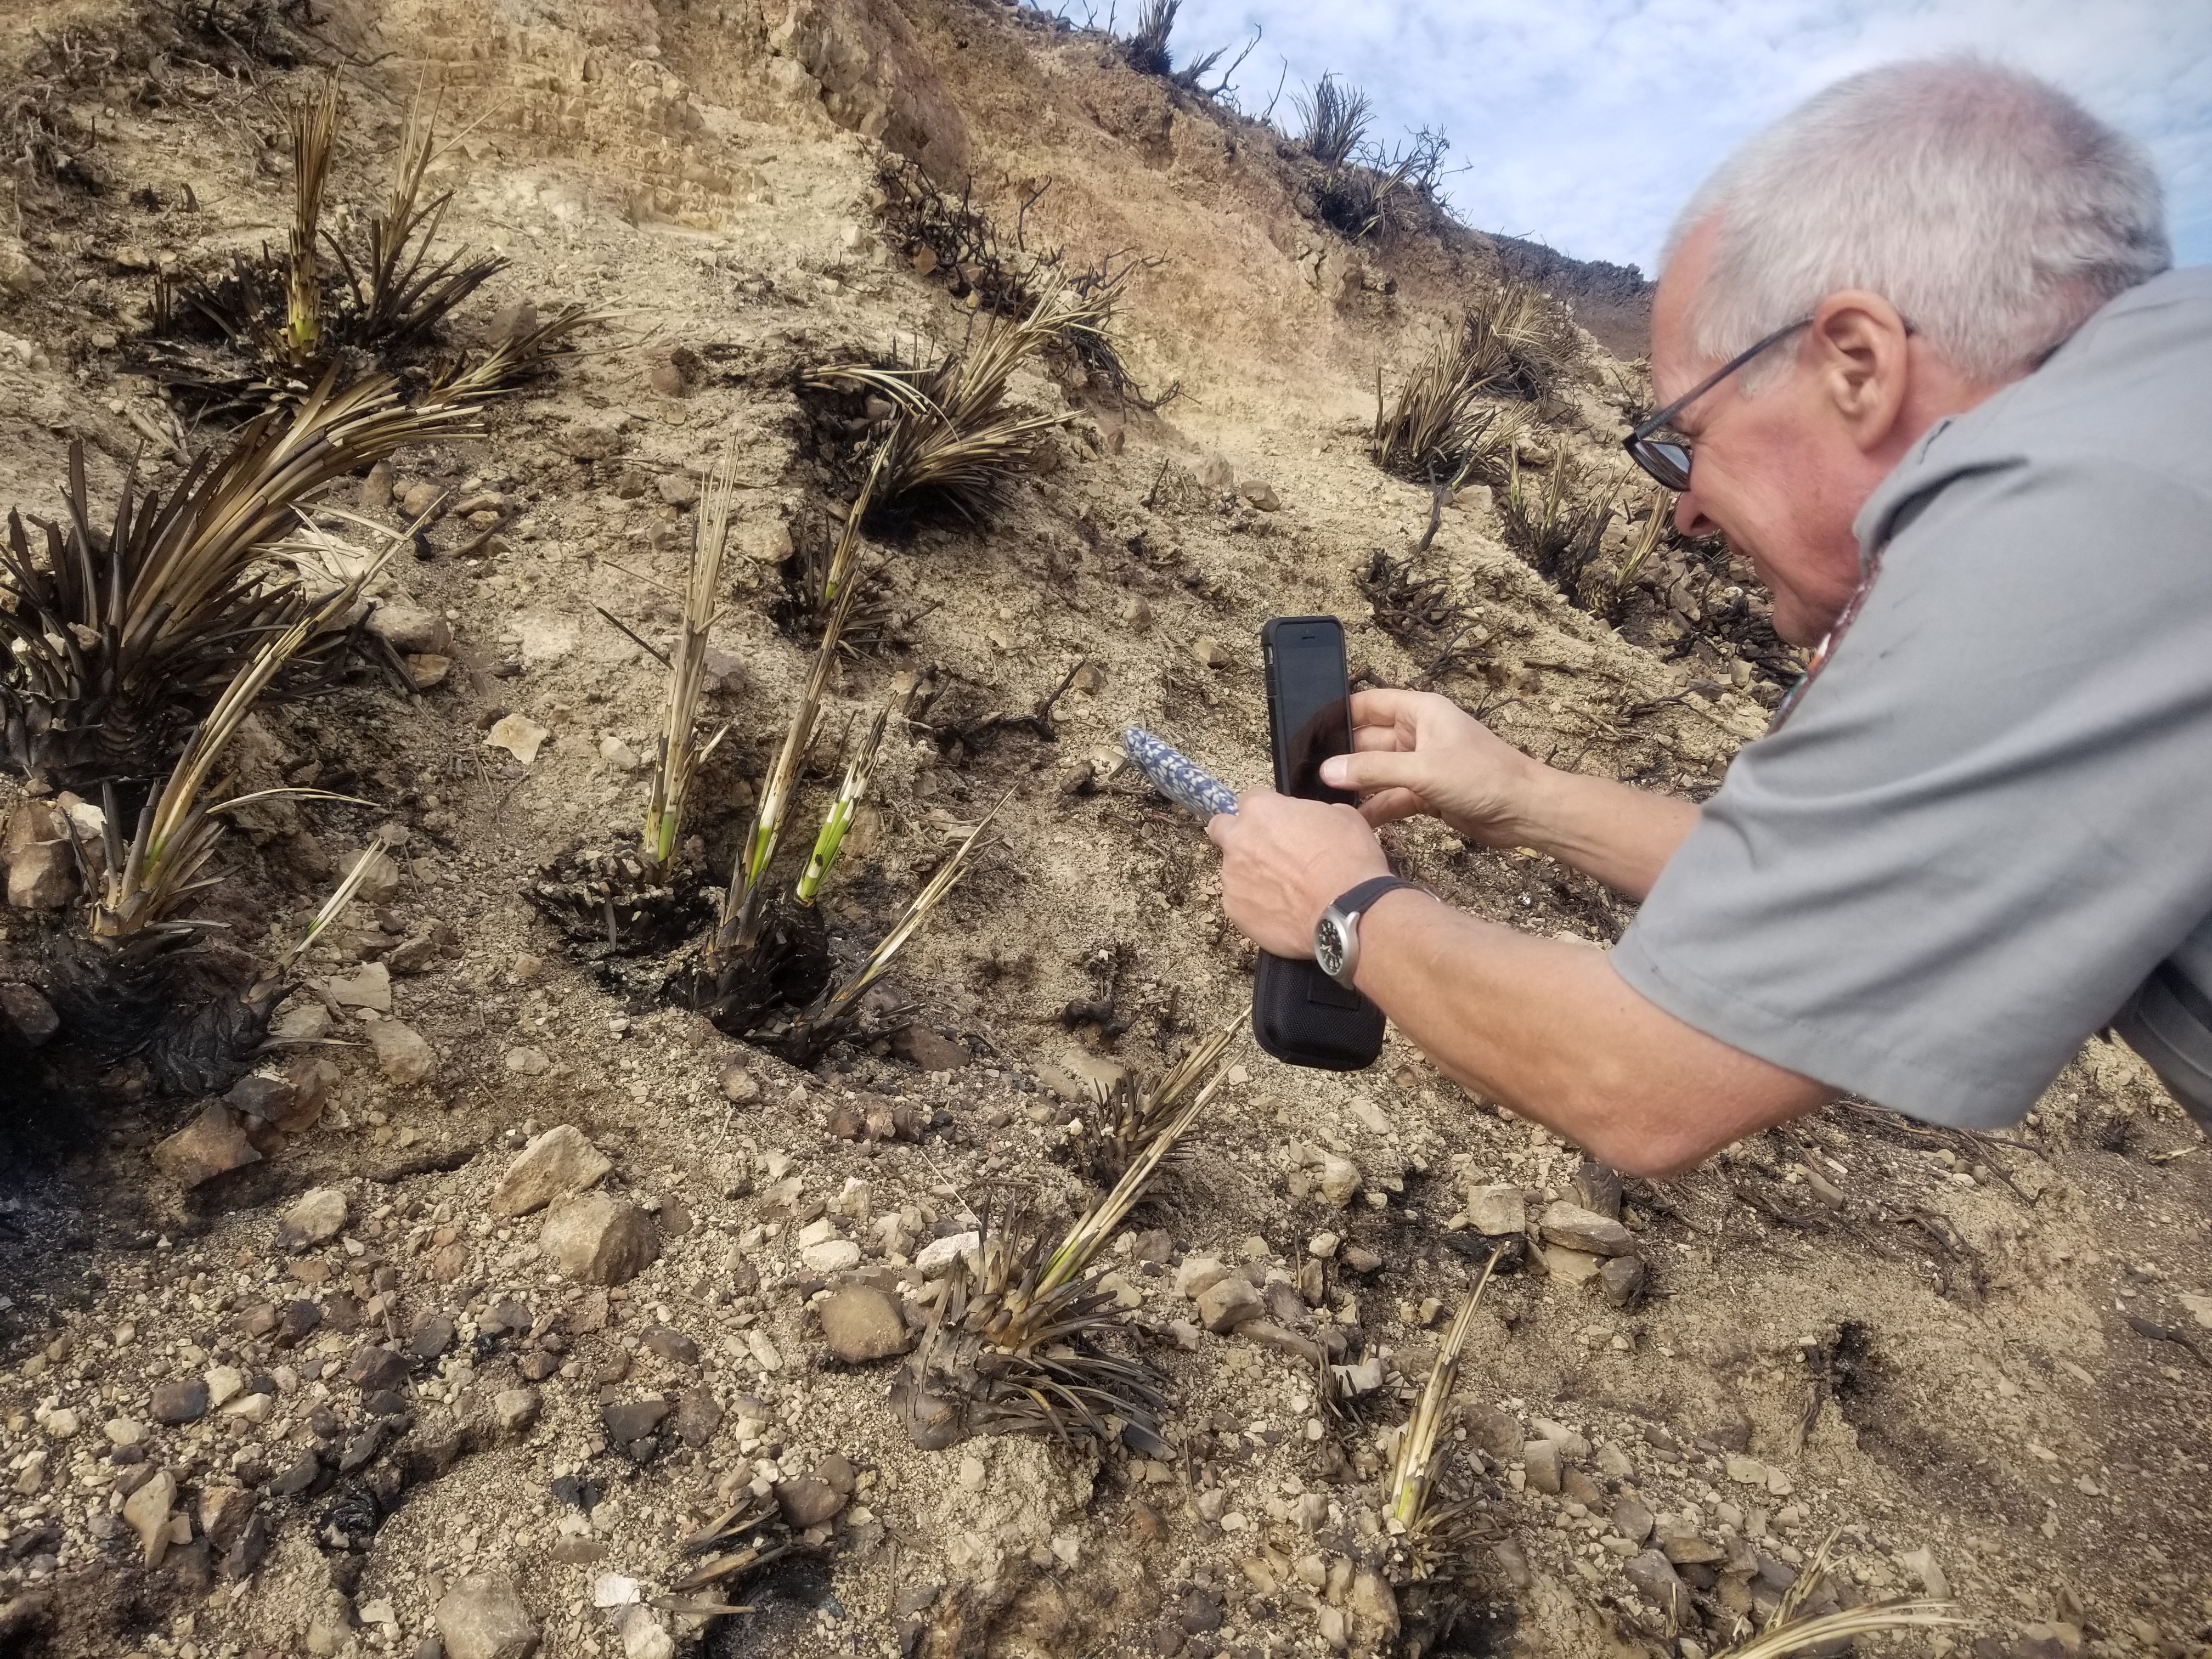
left=1611, top=266, right=2212, bottom=1130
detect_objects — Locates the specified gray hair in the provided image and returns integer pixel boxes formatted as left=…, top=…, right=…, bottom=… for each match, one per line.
left=1671, top=58, right=2170, bottom=385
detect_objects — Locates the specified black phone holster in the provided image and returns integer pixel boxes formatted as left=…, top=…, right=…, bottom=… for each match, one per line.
left=1252, top=950, right=1386, bottom=1070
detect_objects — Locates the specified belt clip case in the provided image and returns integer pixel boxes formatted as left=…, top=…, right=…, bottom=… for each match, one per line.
left=1251, top=616, right=1386, bottom=1070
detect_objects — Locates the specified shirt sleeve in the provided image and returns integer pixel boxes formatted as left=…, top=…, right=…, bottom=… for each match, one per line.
left=1611, top=455, right=2212, bottom=1128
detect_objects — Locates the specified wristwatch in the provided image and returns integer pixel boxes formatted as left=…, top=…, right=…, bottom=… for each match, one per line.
left=1313, top=876, right=1420, bottom=989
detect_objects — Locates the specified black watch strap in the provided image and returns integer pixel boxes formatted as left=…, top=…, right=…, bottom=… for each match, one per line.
left=1331, top=875, right=1418, bottom=919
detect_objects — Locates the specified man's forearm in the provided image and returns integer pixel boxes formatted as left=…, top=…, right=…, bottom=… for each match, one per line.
left=1498, top=767, right=1701, bottom=901
left=1351, top=889, right=1830, bottom=1175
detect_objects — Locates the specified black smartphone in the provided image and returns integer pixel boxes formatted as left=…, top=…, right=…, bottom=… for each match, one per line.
left=1252, top=616, right=1387, bottom=1070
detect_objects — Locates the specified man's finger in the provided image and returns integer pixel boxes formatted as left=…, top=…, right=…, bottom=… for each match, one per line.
left=1322, top=749, right=1424, bottom=794
left=1357, top=787, right=1424, bottom=827
left=1348, top=686, right=1421, bottom=726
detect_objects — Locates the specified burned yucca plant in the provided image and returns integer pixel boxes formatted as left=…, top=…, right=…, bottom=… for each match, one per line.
left=1500, top=451, right=1616, bottom=597
left=145, top=84, right=586, bottom=415
left=33, top=551, right=388, bottom=1094
left=805, top=276, right=1115, bottom=610
left=1, top=366, right=515, bottom=799
left=893, top=1041, right=1238, bottom=1453
left=1296, top=74, right=1373, bottom=166
left=1465, top=273, right=1585, bottom=405
left=1370, top=1260, right=1512, bottom=1655
left=1056, top=1014, right=1243, bottom=1186
left=1372, top=330, right=1533, bottom=489
left=525, top=454, right=741, bottom=955
left=1709, top=1532, right=1959, bottom=1657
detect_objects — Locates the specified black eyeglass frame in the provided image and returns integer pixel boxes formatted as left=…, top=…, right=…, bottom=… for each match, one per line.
left=1622, top=316, right=1813, bottom=492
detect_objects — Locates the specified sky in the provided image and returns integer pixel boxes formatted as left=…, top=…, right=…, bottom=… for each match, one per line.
left=1142, top=0, right=2212, bottom=278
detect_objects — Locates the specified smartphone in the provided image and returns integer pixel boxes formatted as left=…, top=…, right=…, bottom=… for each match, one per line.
left=1253, top=617, right=1387, bottom=1070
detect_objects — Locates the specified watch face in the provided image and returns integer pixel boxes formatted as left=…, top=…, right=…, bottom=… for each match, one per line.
left=1314, top=915, right=1348, bottom=978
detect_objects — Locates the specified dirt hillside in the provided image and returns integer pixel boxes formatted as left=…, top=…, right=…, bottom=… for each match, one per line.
left=0, top=3, right=2207, bottom=1658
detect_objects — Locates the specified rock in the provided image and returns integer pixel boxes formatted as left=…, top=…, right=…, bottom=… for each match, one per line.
left=504, top=1046, right=551, bottom=1076
left=435, top=1573, right=540, bottom=1659
left=493, top=1389, right=541, bottom=1437
left=716, top=1064, right=759, bottom=1103
left=1196, top=1277, right=1263, bottom=1334
left=1655, top=1518, right=1725, bottom=1565
left=149, top=1380, right=208, bottom=1425
left=1238, top=479, right=1280, bottom=512
left=1317, top=1155, right=1363, bottom=1205
left=1572, top=1158, right=1624, bottom=1220
left=406, top=654, right=452, bottom=691
left=490, top=301, right=540, bottom=348
left=123, top=1469, right=178, bottom=1568
left=408, top=1312, right=456, bottom=1361
left=153, top=1105, right=260, bottom=1188
left=274, top=1299, right=323, bottom=1347
left=1537, top=1201, right=1636, bottom=1256
left=226, top=1071, right=299, bottom=1122
left=1347, top=1567, right=1398, bottom=1648
left=1341, top=1245, right=1383, bottom=1274
left=601, top=1398, right=672, bottom=1446
left=541, top=1195, right=659, bottom=1285
left=1725, top=1454, right=1770, bottom=1486
left=1612, top=1498, right=1655, bottom=1543
left=278, top=1187, right=349, bottom=1250
left=1898, top=1544, right=1948, bottom=1600
left=399, top=481, right=445, bottom=520
left=358, top=460, right=396, bottom=511
left=0, top=983, right=59, bottom=1047
left=893, top=1024, right=970, bottom=1071
left=1623, top=1549, right=1686, bottom=1617
left=1459, top=1403, right=1521, bottom=1460
left=1191, top=636, right=1232, bottom=670
left=1179, top=1589, right=1222, bottom=1634
left=1599, top=1254, right=1648, bottom=1310
left=492, top=1125, right=612, bottom=1216
left=820, top=1285, right=914, bottom=1363
left=3, top=841, right=73, bottom=910
left=1521, top=1438, right=1562, bottom=1494
left=369, top=1020, right=437, bottom=1084
left=1199, top=454, right=1235, bottom=490
left=347, top=1346, right=410, bottom=1393
left=204, top=1366, right=245, bottom=1409
left=617, top=1607, right=675, bottom=1659
left=198, top=1486, right=257, bottom=1551
left=671, top=1390, right=723, bottom=1449
left=270, top=1001, right=332, bottom=1044
left=654, top=472, right=700, bottom=508
left=1464, top=1184, right=1526, bottom=1236
left=775, top=1475, right=848, bottom=1528
left=914, top=1231, right=979, bottom=1279
left=1175, top=1256, right=1229, bottom=1297
left=3, top=802, right=74, bottom=910
left=1121, top=594, right=1153, bottom=630
left=366, top=605, right=452, bottom=657
left=325, top=961, right=393, bottom=1012
left=484, top=714, right=551, bottom=766
left=640, top=1327, right=697, bottom=1367
left=597, top=735, right=640, bottom=771
left=800, top=1238, right=862, bottom=1274
left=1542, top=1245, right=1605, bottom=1286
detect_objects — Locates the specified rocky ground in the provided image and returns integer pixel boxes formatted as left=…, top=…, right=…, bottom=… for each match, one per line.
left=1, top=2, right=2210, bottom=1658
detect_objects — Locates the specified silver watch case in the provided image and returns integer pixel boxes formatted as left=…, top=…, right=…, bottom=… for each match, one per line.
left=1313, top=905, right=1362, bottom=988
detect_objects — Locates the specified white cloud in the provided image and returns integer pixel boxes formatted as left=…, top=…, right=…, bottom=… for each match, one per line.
left=1151, top=0, right=2212, bottom=274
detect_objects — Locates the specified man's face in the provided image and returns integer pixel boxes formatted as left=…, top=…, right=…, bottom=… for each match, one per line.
left=1649, top=220, right=1874, bottom=646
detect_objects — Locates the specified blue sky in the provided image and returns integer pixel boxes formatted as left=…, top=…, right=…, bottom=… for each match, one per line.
left=1146, top=0, right=2212, bottom=277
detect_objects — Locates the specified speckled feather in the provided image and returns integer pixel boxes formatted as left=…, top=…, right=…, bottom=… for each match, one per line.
left=1122, top=727, right=1239, bottom=821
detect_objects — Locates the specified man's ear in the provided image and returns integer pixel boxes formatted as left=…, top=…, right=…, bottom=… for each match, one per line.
left=1809, top=289, right=1912, bottom=453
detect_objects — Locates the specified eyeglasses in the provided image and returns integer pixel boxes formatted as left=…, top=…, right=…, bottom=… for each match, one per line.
left=1622, top=317, right=1812, bottom=492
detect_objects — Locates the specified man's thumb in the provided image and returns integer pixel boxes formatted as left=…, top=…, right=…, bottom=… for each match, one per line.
left=1322, top=750, right=1420, bottom=794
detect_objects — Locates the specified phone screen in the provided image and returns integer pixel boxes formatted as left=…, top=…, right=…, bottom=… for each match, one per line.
left=1269, top=620, right=1356, bottom=805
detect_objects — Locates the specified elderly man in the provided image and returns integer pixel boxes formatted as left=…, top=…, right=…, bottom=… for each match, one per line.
left=1209, top=58, right=2209, bottom=1174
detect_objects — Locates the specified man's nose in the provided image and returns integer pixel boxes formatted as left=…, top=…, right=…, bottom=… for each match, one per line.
left=1673, top=487, right=1718, bottom=540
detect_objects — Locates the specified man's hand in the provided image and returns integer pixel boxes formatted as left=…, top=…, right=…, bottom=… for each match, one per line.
left=1322, top=686, right=1701, bottom=901
left=1206, top=790, right=1389, bottom=959
left=1319, top=688, right=1542, bottom=844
